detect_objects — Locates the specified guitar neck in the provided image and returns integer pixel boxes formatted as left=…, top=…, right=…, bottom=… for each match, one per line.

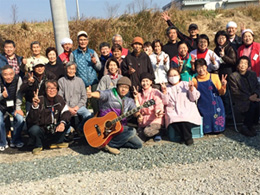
left=112, top=105, right=144, bottom=124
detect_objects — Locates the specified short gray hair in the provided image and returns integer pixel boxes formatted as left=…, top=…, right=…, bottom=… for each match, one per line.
left=112, top=34, right=123, bottom=43
left=66, top=61, right=77, bottom=68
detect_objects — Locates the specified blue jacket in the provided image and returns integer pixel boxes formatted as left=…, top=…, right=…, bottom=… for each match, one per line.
left=0, top=53, right=24, bottom=78
left=72, top=47, right=101, bottom=87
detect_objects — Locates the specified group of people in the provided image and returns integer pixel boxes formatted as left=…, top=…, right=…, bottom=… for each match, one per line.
left=0, top=11, right=259, bottom=155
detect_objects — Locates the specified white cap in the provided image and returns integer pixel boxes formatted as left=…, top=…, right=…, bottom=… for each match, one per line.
left=32, top=58, right=45, bottom=68
left=226, top=21, right=237, bottom=28
left=242, top=29, right=254, bottom=36
left=60, top=38, right=73, bottom=45
left=77, top=31, right=88, bottom=38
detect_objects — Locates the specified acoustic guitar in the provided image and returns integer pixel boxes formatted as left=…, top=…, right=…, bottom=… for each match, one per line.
left=83, top=99, right=155, bottom=148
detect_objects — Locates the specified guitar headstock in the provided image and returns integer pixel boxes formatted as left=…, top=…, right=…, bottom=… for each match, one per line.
left=143, top=99, right=155, bottom=108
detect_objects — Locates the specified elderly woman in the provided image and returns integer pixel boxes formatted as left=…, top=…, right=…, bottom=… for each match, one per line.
left=171, top=41, right=196, bottom=81
left=133, top=72, right=164, bottom=142
left=161, top=68, right=201, bottom=145
left=237, top=29, right=260, bottom=76
left=192, top=58, right=227, bottom=134
left=229, top=56, right=259, bottom=137
left=190, top=34, right=221, bottom=73
left=149, top=39, right=170, bottom=88
left=45, top=47, right=65, bottom=79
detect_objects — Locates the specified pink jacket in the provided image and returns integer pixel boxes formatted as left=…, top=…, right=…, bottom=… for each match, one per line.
left=237, top=42, right=260, bottom=76
left=137, top=87, right=164, bottom=127
left=162, top=81, right=202, bottom=128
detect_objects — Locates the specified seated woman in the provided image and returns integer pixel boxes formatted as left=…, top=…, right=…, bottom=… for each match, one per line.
left=161, top=68, right=201, bottom=145
left=133, top=72, right=164, bottom=141
left=171, top=41, right=196, bottom=81
left=190, top=34, right=221, bottom=73
left=149, top=39, right=170, bottom=88
left=97, top=57, right=122, bottom=91
left=45, top=47, right=65, bottom=79
left=192, top=58, right=227, bottom=134
left=229, top=56, right=259, bottom=137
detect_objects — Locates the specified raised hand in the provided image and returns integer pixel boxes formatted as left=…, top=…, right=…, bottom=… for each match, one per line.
left=155, top=110, right=164, bottom=118
left=189, top=77, right=194, bottom=92
left=163, top=55, right=168, bottom=65
left=86, top=85, right=92, bottom=98
left=32, top=89, right=40, bottom=107
left=2, top=87, right=8, bottom=98
left=209, top=53, right=216, bottom=64
left=133, top=86, right=139, bottom=99
left=161, top=11, right=170, bottom=21
left=156, top=55, right=161, bottom=65
left=160, top=82, right=167, bottom=94
left=90, top=53, right=97, bottom=64
left=219, top=48, right=225, bottom=57
left=221, top=74, right=227, bottom=87
left=28, top=72, right=35, bottom=84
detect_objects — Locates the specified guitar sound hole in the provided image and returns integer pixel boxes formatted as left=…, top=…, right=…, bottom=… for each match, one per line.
left=105, top=121, right=113, bottom=129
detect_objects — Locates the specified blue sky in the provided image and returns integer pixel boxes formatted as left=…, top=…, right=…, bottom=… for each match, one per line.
left=0, top=0, right=171, bottom=24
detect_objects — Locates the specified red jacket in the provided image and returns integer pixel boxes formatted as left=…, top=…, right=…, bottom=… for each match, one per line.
left=238, top=42, right=260, bottom=76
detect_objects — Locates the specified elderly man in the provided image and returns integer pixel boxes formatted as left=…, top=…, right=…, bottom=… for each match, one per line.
left=163, top=26, right=179, bottom=60
left=87, top=76, right=143, bottom=155
left=72, top=31, right=101, bottom=114
left=58, top=61, right=92, bottom=133
left=226, top=21, right=242, bottom=51
left=59, top=37, right=74, bottom=64
left=24, top=41, right=49, bottom=72
left=0, top=65, right=24, bottom=151
left=122, top=36, right=155, bottom=90
left=26, top=80, right=71, bottom=155
left=0, top=40, right=25, bottom=78
left=112, top=34, right=129, bottom=58
left=20, top=58, right=56, bottom=112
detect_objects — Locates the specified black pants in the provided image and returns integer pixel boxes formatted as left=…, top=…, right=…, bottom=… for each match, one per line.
left=28, top=125, right=67, bottom=148
left=169, top=122, right=195, bottom=142
left=90, top=83, right=99, bottom=115
left=243, top=101, right=260, bottom=128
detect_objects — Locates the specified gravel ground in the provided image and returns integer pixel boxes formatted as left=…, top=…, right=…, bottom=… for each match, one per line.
left=0, top=128, right=260, bottom=194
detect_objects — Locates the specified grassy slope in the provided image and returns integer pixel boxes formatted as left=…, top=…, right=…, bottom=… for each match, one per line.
left=0, top=5, right=260, bottom=57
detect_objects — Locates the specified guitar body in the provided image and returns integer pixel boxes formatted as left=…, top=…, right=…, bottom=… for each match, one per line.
left=83, top=112, right=123, bottom=148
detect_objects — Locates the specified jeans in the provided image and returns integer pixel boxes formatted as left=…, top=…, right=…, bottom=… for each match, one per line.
left=0, top=111, right=24, bottom=147
left=77, top=106, right=92, bottom=131
left=108, top=126, right=143, bottom=149
left=28, top=125, right=67, bottom=148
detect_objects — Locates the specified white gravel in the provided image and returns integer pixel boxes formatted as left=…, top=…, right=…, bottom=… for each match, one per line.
left=1, top=158, right=259, bottom=195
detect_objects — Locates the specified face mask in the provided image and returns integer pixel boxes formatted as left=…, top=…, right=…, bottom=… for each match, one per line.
left=168, top=75, right=180, bottom=85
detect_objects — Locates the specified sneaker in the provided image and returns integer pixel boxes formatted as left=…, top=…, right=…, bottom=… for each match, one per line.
left=50, top=142, right=69, bottom=149
left=32, top=147, right=43, bottom=155
left=16, top=142, right=24, bottom=148
left=154, top=135, right=162, bottom=142
left=10, top=143, right=16, bottom=148
left=185, top=139, right=194, bottom=146
left=104, top=145, right=120, bottom=155
left=0, top=144, right=8, bottom=151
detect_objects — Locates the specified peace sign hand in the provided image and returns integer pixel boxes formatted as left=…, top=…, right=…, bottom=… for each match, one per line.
left=90, top=53, right=97, bottom=64
left=132, top=86, right=139, bottom=99
left=156, top=55, right=161, bottom=65
left=221, top=74, right=227, bottom=87
left=2, top=87, right=8, bottom=98
left=209, top=53, right=216, bottom=64
left=32, top=89, right=40, bottom=107
left=177, top=56, right=183, bottom=67
left=163, top=56, right=168, bottom=65
left=188, top=77, right=194, bottom=92
left=160, top=82, right=167, bottom=94
left=219, top=48, right=225, bottom=57
left=28, top=72, right=35, bottom=84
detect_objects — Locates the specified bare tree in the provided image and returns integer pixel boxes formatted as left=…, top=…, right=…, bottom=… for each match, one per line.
left=104, top=1, right=120, bottom=18
left=11, top=4, right=18, bottom=24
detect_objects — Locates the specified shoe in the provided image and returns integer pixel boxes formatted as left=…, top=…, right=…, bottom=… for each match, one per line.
left=50, top=142, right=69, bottom=149
left=154, top=135, right=162, bottom=142
left=10, top=142, right=24, bottom=148
left=104, top=145, right=120, bottom=155
left=0, top=144, right=8, bottom=151
left=185, top=139, right=194, bottom=146
left=32, top=147, right=43, bottom=155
